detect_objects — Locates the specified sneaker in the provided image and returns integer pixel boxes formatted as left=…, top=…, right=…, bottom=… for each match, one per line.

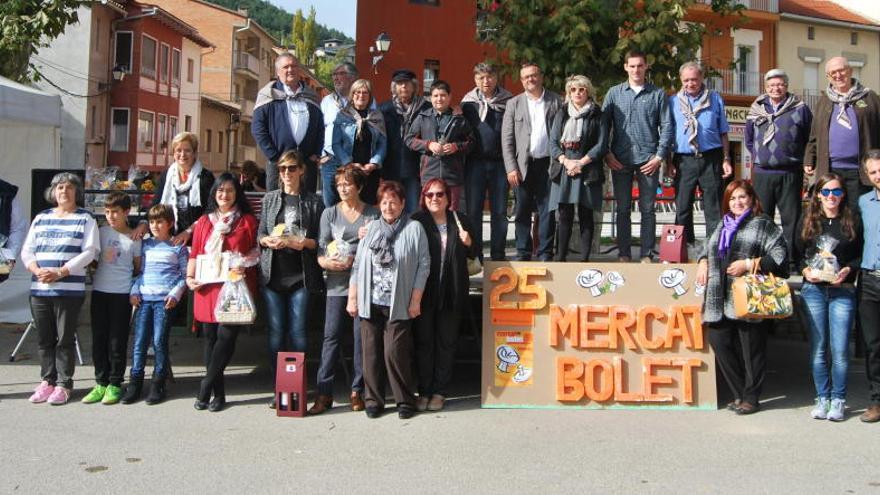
left=810, top=397, right=830, bottom=419
left=28, top=381, right=55, bottom=403
left=102, top=385, right=122, bottom=405
left=47, top=386, right=71, bottom=405
left=827, top=399, right=846, bottom=422
left=81, top=385, right=107, bottom=404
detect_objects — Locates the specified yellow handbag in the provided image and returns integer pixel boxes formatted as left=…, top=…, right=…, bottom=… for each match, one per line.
left=731, top=260, right=793, bottom=320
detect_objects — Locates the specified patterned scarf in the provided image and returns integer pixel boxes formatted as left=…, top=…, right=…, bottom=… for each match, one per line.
left=560, top=101, right=594, bottom=145
left=746, top=93, right=805, bottom=146
left=254, top=80, right=320, bottom=111
left=340, top=101, right=386, bottom=139
left=677, top=85, right=712, bottom=153
left=369, top=216, right=406, bottom=267
left=717, top=208, right=751, bottom=260
left=825, top=79, right=871, bottom=130
left=160, top=160, right=204, bottom=223
left=460, top=86, right=513, bottom=122
left=392, top=95, right=426, bottom=137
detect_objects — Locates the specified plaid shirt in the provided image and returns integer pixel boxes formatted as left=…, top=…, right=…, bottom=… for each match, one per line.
left=601, top=82, right=673, bottom=165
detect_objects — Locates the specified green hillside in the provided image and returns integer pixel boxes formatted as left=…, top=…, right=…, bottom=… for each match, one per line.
left=204, top=0, right=353, bottom=44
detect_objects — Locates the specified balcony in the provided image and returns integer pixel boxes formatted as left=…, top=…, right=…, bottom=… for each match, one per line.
left=696, top=0, right=777, bottom=13
left=706, top=69, right=764, bottom=96
left=238, top=97, right=255, bottom=118
left=233, top=51, right=260, bottom=79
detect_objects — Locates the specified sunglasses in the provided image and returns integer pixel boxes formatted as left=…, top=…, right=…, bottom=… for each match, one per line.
left=820, top=188, right=844, bottom=197
left=569, top=87, right=587, bottom=94
left=278, top=165, right=301, bottom=173
left=424, top=191, right=446, bottom=199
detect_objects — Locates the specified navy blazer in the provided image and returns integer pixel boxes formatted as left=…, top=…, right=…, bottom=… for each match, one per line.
left=252, top=81, right=324, bottom=163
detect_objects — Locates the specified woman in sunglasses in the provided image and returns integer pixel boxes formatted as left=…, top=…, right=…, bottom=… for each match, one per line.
left=794, top=173, right=863, bottom=421
left=410, top=178, right=477, bottom=411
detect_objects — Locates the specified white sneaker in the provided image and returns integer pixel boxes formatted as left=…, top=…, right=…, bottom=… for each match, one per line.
left=810, top=397, right=830, bottom=419
left=827, top=399, right=846, bottom=422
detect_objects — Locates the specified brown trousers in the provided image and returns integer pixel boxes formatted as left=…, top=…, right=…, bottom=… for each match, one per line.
left=360, top=304, right=416, bottom=409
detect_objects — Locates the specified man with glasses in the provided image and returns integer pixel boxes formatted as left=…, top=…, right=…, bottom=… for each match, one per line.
left=745, top=69, right=812, bottom=262
left=806, top=56, right=880, bottom=212
left=602, top=50, right=673, bottom=262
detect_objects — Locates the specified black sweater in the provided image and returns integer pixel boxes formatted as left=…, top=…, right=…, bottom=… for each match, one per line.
left=793, top=213, right=863, bottom=284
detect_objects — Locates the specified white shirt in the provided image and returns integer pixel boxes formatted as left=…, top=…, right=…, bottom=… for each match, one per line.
left=321, top=92, right=347, bottom=157
left=527, top=90, right=549, bottom=158
left=1, top=195, right=28, bottom=261
left=283, top=83, right=309, bottom=145
left=93, top=225, right=141, bottom=294
left=630, top=83, right=644, bottom=95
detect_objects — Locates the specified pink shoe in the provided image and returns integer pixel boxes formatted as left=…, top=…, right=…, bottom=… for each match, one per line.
left=47, top=386, right=71, bottom=405
left=28, top=381, right=55, bottom=403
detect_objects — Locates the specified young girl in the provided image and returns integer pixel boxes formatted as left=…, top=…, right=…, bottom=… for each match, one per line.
left=82, top=192, right=141, bottom=404
left=124, top=204, right=187, bottom=405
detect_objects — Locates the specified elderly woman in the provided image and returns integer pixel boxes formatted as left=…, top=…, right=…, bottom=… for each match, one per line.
left=22, top=173, right=99, bottom=405
left=347, top=181, right=429, bottom=419
left=379, top=69, right=431, bottom=213
left=411, top=178, right=477, bottom=412
left=310, top=165, right=380, bottom=415
left=696, top=179, right=788, bottom=415
left=328, top=79, right=387, bottom=207
left=257, top=150, right=325, bottom=408
left=548, top=75, right=607, bottom=261
left=133, top=132, right=215, bottom=245
left=186, top=173, right=258, bottom=412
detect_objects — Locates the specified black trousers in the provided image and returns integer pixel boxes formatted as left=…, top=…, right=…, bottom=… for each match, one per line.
left=199, top=323, right=240, bottom=401
left=31, top=296, right=83, bottom=389
left=831, top=167, right=870, bottom=213
left=674, top=148, right=724, bottom=244
left=858, top=273, right=880, bottom=404
left=752, top=171, right=802, bottom=261
left=360, top=304, right=416, bottom=409
left=708, top=317, right=770, bottom=404
left=555, top=203, right=595, bottom=262
left=90, top=291, right=132, bottom=387
left=415, top=306, right=460, bottom=397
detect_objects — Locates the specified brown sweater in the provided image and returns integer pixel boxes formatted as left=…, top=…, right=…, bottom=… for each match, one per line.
left=804, top=89, right=880, bottom=186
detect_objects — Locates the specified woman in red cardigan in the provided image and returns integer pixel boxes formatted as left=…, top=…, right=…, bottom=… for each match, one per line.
left=186, top=173, right=258, bottom=412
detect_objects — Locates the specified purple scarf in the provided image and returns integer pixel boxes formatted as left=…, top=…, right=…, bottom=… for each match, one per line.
left=717, top=208, right=751, bottom=260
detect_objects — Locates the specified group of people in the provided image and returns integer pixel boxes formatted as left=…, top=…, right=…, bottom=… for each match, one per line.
left=4, top=49, right=880, bottom=423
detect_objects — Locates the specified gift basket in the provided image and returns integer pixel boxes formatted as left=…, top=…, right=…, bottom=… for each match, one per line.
left=807, top=235, right=840, bottom=283
left=214, top=252, right=258, bottom=324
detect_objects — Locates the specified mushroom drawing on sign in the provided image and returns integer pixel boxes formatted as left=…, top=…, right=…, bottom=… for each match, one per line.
left=496, top=344, right=520, bottom=372
left=513, top=364, right=533, bottom=383
left=577, top=269, right=604, bottom=297
left=659, top=268, right=688, bottom=298
left=602, top=271, right=625, bottom=293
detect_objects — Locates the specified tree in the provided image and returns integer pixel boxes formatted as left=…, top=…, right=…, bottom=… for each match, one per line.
left=315, top=52, right=347, bottom=89
left=475, top=0, right=743, bottom=95
left=0, top=0, right=85, bottom=82
left=291, top=7, right=318, bottom=67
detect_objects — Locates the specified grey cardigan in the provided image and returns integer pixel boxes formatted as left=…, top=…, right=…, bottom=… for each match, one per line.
left=350, top=218, right=430, bottom=321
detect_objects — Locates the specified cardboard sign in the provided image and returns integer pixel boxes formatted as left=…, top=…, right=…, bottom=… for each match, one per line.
left=481, top=262, right=716, bottom=410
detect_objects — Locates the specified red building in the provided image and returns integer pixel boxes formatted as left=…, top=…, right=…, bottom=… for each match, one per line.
left=108, top=2, right=212, bottom=172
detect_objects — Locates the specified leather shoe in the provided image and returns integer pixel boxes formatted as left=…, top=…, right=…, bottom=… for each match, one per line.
left=735, top=401, right=760, bottom=415
left=365, top=405, right=383, bottom=419
left=193, top=399, right=208, bottom=411
left=726, top=399, right=741, bottom=411
left=350, top=391, right=365, bottom=412
left=308, top=395, right=333, bottom=415
left=398, top=405, right=415, bottom=419
left=208, top=397, right=226, bottom=412
left=860, top=404, right=880, bottom=423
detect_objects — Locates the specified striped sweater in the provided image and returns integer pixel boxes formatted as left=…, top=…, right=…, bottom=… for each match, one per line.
left=20, top=208, right=99, bottom=297
left=131, top=239, right=188, bottom=302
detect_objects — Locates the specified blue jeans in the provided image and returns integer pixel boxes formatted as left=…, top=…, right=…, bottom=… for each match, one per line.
left=321, top=163, right=340, bottom=208
left=801, top=282, right=855, bottom=400
left=316, top=296, right=364, bottom=395
left=611, top=163, right=659, bottom=259
left=263, top=285, right=309, bottom=375
left=513, top=158, right=554, bottom=261
left=466, top=157, right=509, bottom=261
left=130, top=300, right=171, bottom=379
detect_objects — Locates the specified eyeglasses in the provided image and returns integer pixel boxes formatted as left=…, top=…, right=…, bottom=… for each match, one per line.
left=278, top=165, right=300, bottom=173
left=820, top=188, right=844, bottom=197
left=424, top=191, right=446, bottom=199
left=569, top=87, right=588, bottom=94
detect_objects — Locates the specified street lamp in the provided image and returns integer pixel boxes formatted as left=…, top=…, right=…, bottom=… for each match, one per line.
left=370, top=31, right=392, bottom=74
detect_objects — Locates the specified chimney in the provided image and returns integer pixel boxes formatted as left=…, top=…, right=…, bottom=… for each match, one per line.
left=238, top=8, right=248, bottom=16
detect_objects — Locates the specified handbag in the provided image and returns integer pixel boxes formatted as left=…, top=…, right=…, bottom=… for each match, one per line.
left=452, top=211, right=482, bottom=276
left=731, top=260, right=793, bottom=320
left=548, top=158, right=563, bottom=183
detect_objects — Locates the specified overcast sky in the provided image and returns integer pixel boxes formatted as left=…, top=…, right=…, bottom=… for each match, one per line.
left=270, top=0, right=357, bottom=38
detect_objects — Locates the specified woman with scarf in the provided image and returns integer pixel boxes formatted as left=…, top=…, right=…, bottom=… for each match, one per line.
left=257, top=150, right=325, bottom=409
left=133, top=132, right=215, bottom=244
left=186, top=173, right=258, bottom=412
left=380, top=70, right=432, bottom=213
left=347, top=181, right=429, bottom=420
left=548, top=75, right=607, bottom=262
left=695, top=180, right=788, bottom=415
left=330, top=79, right=387, bottom=206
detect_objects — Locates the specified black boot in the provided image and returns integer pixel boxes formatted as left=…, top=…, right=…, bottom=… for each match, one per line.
left=208, top=375, right=226, bottom=412
left=145, top=376, right=166, bottom=405
left=194, top=379, right=210, bottom=410
left=121, top=376, right=144, bottom=404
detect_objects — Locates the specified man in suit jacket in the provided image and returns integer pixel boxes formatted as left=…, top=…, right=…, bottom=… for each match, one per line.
left=252, top=52, right=324, bottom=192
left=501, top=63, right=562, bottom=261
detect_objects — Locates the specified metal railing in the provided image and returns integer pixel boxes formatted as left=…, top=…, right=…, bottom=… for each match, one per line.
left=801, top=89, right=823, bottom=110
left=706, top=69, right=764, bottom=96
left=233, top=51, right=260, bottom=76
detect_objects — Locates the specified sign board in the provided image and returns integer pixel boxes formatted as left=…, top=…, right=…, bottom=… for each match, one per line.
left=725, top=106, right=751, bottom=124
left=481, top=262, right=717, bottom=410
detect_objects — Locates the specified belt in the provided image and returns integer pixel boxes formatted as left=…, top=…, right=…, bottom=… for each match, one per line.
left=675, top=147, right=722, bottom=158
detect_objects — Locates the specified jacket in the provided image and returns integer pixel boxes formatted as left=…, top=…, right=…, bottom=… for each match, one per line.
left=405, top=108, right=474, bottom=186
left=411, top=210, right=478, bottom=311
left=501, top=90, right=563, bottom=178
left=329, top=111, right=387, bottom=169
left=548, top=104, right=607, bottom=185
left=379, top=99, right=431, bottom=181
left=257, top=189, right=325, bottom=293
left=252, top=80, right=324, bottom=163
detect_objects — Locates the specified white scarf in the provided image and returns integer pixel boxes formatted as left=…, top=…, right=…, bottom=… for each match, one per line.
left=160, top=160, right=204, bottom=223
left=561, top=101, right=593, bottom=144
left=205, top=208, right=240, bottom=269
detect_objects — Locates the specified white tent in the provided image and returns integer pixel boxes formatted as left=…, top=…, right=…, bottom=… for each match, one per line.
left=0, top=75, right=62, bottom=323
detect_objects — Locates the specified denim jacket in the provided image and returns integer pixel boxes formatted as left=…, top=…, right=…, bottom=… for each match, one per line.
left=330, top=112, right=387, bottom=169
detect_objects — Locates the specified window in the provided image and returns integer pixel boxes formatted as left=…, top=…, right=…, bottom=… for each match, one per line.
left=218, top=131, right=224, bottom=154
left=851, top=32, right=858, bottom=45
left=185, top=115, right=192, bottom=132
left=94, top=19, right=101, bottom=51
left=187, top=58, right=194, bottom=83
left=114, top=32, right=133, bottom=72
left=169, top=117, right=178, bottom=143
left=807, top=26, right=815, bottom=40
left=158, top=114, right=167, bottom=151
left=423, top=60, right=440, bottom=96
left=110, top=108, right=130, bottom=152
left=172, top=49, right=181, bottom=85
left=205, top=129, right=213, bottom=152
left=141, top=35, right=157, bottom=78
left=138, top=111, right=155, bottom=151
left=160, top=44, right=169, bottom=82
left=90, top=105, right=97, bottom=139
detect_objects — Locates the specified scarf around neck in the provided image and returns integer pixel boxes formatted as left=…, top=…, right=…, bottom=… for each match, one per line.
left=205, top=208, right=240, bottom=261
left=561, top=101, right=594, bottom=144
left=825, top=79, right=871, bottom=130
left=460, top=86, right=513, bottom=122
left=746, top=93, right=805, bottom=146
left=677, top=86, right=712, bottom=153
left=254, top=80, right=321, bottom=112
left=369, top=216, right=406, bottom=267
left=160, top=160, right=204, bottom=222
left=341, top=101, right=386, bottom=139
left=392, top=95, right=426, bottom=135
left=717, top=208, right=751, bottom=260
